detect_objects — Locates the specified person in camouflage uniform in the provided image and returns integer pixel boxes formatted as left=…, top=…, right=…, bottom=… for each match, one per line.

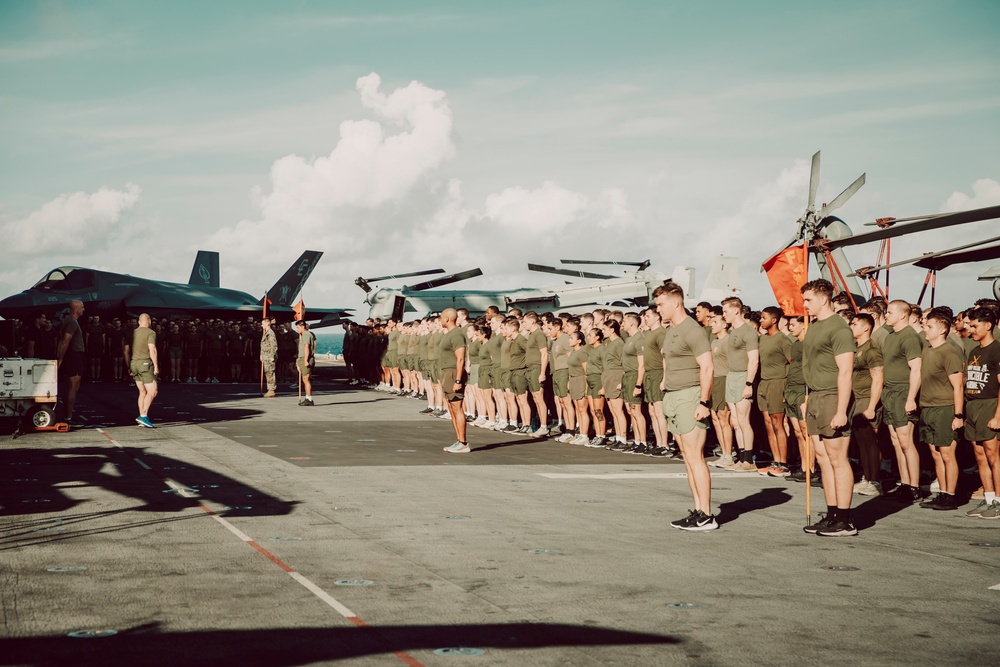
left=260, top=317, right=278, bottom=397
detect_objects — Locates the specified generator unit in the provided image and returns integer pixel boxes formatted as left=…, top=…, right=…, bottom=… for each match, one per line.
left=0, top=358, right=58, bottom=428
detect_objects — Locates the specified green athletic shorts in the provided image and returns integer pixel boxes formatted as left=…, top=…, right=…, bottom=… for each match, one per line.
left=882, top=382, right=918, bottom=428
left=526, top=364, right=544, bottom=393
left=586, top=374, right=602, bottom=399
left=623, top=370, right=641, bottom=405
left=643, top=369, right=664, bottom=404
left=712, top=377, right=728, bottom=413
left=726, top=371, right=749, bottom=404
left=919, top=405, right=957, bottom=448
left=804, top=389, right=850, bottom=439
left=553, top=369, right=569, bottom=398
left=568, top=375, right=587, bottom=401
left=130, top=358, right=156, bottom=384
left=757, top=377, right=787, bottom=416
left=479, top=365, right=494, bottom=390
left=662, top=385, right=709, bottom=436
left=510, top=368, right=528, bottom=395
left=785, top=384, right=805, bottom=421
left=966, top=398, right=1000, bottom=442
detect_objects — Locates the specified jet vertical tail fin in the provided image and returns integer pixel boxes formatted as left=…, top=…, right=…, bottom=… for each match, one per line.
left=188, top=251, right=220, bottom=288
left=699, top=255, right=741, bottom=304
left=266, top=251, right=323, bottom=307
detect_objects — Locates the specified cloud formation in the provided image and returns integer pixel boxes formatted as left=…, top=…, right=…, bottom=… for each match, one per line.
left=941, top=178, right=1000, bottom=212
left=2, top=184, right=141, bottom=255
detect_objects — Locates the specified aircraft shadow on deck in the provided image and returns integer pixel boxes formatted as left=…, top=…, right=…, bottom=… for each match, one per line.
left=0, top=446, right=298, bottom=521
left=0, top=622, right=681, bottom=666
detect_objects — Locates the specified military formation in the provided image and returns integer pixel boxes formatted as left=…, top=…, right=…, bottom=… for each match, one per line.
left=340, top=281, right=1000, bottom=535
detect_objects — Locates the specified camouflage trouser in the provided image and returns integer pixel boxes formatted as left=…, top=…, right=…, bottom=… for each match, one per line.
left=263, top=357, right=276, bottom=391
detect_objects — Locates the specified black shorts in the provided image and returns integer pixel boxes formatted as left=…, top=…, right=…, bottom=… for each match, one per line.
left=61, top=350, right=85, bottom=378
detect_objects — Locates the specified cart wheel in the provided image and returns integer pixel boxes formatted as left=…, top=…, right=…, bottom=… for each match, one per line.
left=28, top=406, right=56, bottom=429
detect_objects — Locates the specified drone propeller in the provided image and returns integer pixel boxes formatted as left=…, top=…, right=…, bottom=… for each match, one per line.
left=407, top=268, right=483, bottom=291
left=821, top=204, right=1000, bottom=251
left=528, top=263, right=619, bottom=280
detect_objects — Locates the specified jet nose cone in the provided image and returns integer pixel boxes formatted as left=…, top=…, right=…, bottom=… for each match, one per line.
left=0, top=293, right=37, bottom=319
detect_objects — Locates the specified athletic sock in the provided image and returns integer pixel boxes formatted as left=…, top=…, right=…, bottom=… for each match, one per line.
left=827, top=505, right=838, bottom=521
left=839, top=507, right=851, bottom=523
left=985, top=492, right=997, bottom=505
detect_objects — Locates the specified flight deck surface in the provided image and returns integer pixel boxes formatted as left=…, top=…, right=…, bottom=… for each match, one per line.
left=1, top=364, right=997, bottom=666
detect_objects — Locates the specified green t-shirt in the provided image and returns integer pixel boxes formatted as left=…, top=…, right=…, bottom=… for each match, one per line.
left=298, top=330, right=316, bottom=363
left=387, top=329, right=399, bottom=354
left=551, top=333, right=571, bottom=371
left=882, top=326, right=923, bottom=385
left=871, top=325, right=889, bottom=351
left=711, top=334, right=730, bottom=378
left=437, top=326, right=466, bottom=372
left=852, top=339, right=883, bottom=400
left=622, top=330, right=644, bottom=373
left=131, top=327, right=156, bottom=360
left=484, top=334, right=502, bottom=367
left=417, top=334, right=429, bottom=361
left=642, top=327, right=666, bottom=372
left=500, top=337, right=512, bottom=370
left=60, top=316, right=86, bottom=353
left=586, top=342, right=605, bottom=375
left=726, top=323, right=758, bottom=372
left=802, top=315, right=855, bottom=392
left=427, top=331, right=442, bottom=362
left=508, top=335, right=527, bottom=370
left=603, top=337, right=624, bottom=371
left=524, top=328, right=547, bottom=366
left=662, top=316, right=711, bottom=391
left=759, top=331, right=791, bottom=380
left=467, top=339, right=481, bottom=365
left=569, top=347, right=588, bottom=378
left=787, top=338, right=804, bottom=387
left=920, top=342, right=964, bottom=408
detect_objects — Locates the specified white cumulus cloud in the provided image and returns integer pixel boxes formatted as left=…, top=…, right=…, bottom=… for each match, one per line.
left=2, top=184, right=141, bottom=255
left=941, top=178, right=1000, bottom=212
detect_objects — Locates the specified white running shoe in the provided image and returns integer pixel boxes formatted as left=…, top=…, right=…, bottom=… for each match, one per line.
left=443, top=441, right=471, bottom=454
left=473, top=416, right=487, bottom=427
left=710, top=454, right=734, bottom=469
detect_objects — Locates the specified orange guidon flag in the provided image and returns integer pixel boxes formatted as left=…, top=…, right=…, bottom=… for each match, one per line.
left=763, top=246, right=808, bottom=316
left=292, top=297, right=305, bottom=322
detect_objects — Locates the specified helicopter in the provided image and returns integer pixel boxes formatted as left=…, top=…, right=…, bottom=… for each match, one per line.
left=762, top=150, right=1000, bottom=312
left=355, top=256, right=740, bottom=321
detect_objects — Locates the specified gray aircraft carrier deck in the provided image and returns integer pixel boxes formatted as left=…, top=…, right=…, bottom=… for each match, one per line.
left=1, top=363, right=997, bottom=666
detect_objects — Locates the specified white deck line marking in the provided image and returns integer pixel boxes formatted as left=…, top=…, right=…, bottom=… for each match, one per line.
left=95, top=428, right=360, bottom=620
left=289, top=572, right=358, bottom=618
left=537, top=472, right=756, bottom=480
left=989, top=583, right=1000, bottom=591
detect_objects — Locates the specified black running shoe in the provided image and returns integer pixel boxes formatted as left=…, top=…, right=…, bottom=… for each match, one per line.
left=419, top=407, right=434, bottom=414
left=671, top=510, right=698, bottom=529
left=803, top=514, right=834, bottom=535
left=788, top=469, right=808, bottom=483
left=919, top=493, right=943, bottom=509
left=679, top=510, right=719, bottom=532
left=816, top=520, right=858, bottom=537
left=649, top=446, right=669, bottom=457
left=931, top=494, right=960, bottom=511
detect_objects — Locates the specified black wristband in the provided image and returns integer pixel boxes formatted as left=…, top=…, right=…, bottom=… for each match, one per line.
left=700, top=399, right=711, bottom=408
left=745, top=381, right=753, bottom=387
left=954, top=413, right=964, bottom=419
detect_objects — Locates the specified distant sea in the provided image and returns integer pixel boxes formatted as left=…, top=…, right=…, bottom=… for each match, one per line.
left=314, top=332, right=344, bottom=356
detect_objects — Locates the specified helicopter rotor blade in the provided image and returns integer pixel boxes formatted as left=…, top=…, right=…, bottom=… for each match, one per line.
left=365, top=268, right=446, bottom=283
left=528, top=263, right=619, bottom=280
left=807, top=151, right=821, bottom=212
left=820, top=173, right=865, bottom=217
left=822, top=204, right=1000, bottom=251
left=407, top=268, right=483, bottom=291
left=849, top=234, right=1000, bottom=276
left=559, top=259, right=647, bottom=269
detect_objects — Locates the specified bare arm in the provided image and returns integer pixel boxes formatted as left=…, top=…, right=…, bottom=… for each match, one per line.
left=694, top=350, right=714, bottom=420
left=539, top=345, right=549, bottom=381
left=906, top=358, right=921, bottom=413
left=634, top=354, right=645, bottom=397
left=149, top=342, right=159, bottom=376
left=454, top=346, right=466, bottom=383
left=865, top=366, right=883, bottom=419
left=832, top=352, right=853, bottom=428
left=57, top=333, right=72, bottom=368
left=742, top=349, right=759, bottom=399
left=950, top=372, right=964, bottom=432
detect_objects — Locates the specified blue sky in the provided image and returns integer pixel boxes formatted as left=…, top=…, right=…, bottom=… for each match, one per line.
left=2, top=0, right=999, bottom=314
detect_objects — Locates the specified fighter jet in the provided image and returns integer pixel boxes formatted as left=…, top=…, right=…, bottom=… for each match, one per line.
left=0, top=250, right=352, bottom=325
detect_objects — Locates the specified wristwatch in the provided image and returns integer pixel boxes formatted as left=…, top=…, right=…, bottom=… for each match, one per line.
left=635, top=384, right=642, bottom=389
left=700, top=399, right=711, bottom=408
left=745, top=381, right=753, bottom=387
left=954, top=412, right=965, bottom=419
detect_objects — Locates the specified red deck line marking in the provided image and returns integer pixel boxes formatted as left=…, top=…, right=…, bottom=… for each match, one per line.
left=95, top=428, right=426, bottom=667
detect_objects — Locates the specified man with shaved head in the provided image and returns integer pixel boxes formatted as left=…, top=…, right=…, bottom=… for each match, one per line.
left=439, top=308, right=469, bottom=453
left=124, top=313, right=160, bottom=428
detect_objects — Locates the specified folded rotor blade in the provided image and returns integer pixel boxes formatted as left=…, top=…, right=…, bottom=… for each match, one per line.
left=820, top=173, right=865, bottom=217
left=822, top=204, right=1000, bottom=250
left=849, top=235, right=1000, bottom=276
left=529, top=263, right=618, bottom=280
left=365, top=268, right=446, bottom=282
left=559, top=259, right=647, bottom=268
left=407, top=268, right=483, bottom=291
left=807, top=151, right=821, bottom=212
left=914, top=242, right=1000, bottom=271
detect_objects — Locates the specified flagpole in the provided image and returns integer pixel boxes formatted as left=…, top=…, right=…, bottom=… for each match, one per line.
left=802, top=237, right=812, bottom=528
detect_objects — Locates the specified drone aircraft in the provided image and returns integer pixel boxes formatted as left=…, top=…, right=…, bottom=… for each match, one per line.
left=762, top=150, right=1000, bottom=312
left=0, top=250, right=353, bottom=325
left=355, top=256, right=740, bottom=321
